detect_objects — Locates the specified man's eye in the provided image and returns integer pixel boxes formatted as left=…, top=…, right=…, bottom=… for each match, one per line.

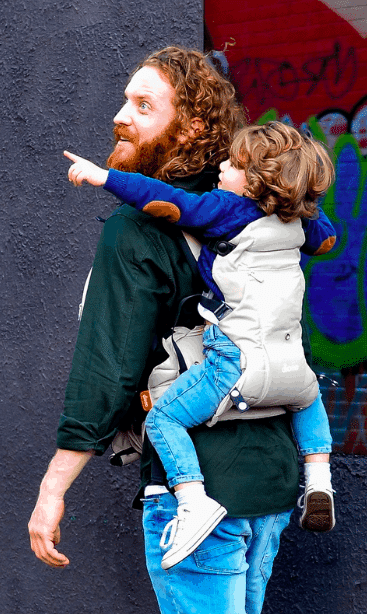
left=140, top=102, right=149, bottom=111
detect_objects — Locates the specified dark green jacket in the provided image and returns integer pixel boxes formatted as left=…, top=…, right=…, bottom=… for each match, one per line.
left=57, top=170, right=299, bottom=517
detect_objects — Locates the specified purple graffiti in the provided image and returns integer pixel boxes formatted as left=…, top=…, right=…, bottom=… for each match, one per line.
left=231, top=42, right=357, bottom=107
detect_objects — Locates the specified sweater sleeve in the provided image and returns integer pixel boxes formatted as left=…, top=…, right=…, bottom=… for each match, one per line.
left=56, top=210, right=173, bottom=455
left=104, top=169, right=259, bottom=237
left=301, top=208, right=336, bottom=256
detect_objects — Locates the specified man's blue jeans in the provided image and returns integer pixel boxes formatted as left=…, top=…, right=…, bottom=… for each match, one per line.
left=142, top=492, right=293, bottom=614
left=145, top=325, right=332, bottom=488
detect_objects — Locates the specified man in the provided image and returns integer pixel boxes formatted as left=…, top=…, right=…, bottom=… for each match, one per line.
left=28, top=47, right=299, bottom=614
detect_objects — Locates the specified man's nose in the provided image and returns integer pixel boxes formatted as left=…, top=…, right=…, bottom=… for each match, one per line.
left=113, top=104, right=132, bottom=125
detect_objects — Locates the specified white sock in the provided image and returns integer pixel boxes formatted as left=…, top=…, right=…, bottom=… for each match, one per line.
left=175, top=483, right=207, bottom=507
left=304, top=462, right=332, bottom=488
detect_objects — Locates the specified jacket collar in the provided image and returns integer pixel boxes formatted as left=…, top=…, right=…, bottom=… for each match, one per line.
left=170, top=166, right=219, bottom=195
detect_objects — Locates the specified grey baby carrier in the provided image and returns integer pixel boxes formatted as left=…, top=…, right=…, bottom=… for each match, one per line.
left=80, top=219, right=317, bottom=465
left=206, top=214, right=319, bottom=426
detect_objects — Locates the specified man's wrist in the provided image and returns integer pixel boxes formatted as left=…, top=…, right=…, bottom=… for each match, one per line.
left=39, top=449, right=94, bottom=498
left=39, top=475, right=68, bottom=499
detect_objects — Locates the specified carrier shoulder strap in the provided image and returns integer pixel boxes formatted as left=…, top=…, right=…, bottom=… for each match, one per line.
left=179, top=231, right=201, bottom=269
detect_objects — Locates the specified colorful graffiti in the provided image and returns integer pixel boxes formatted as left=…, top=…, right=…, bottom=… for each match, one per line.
left=205, top=0, right=367, bottom=120
left=205, top=0, right=367, bottom=453
left=304, top=129, right=367, bottom=364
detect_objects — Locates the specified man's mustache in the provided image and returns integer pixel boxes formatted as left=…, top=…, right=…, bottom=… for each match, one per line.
left=113, top=125, right=135, bottom=143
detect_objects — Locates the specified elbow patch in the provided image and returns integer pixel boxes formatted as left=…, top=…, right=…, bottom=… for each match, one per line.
left=313, top=236, right=336, bottom=255
left=142, top=200, right=181, bottom=223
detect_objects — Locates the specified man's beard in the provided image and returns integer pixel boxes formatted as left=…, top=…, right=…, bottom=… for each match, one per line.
left=107, top=120, right=179, bottom=177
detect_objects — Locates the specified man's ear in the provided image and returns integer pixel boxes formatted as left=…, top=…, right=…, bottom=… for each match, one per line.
left=178, top=117, right=205, bottom=144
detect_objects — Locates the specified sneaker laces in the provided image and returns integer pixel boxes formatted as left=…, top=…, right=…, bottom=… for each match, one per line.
left=297, top=485, right=305, bottom=510
left=159, top=506, right=190, bottom=550
left=297, top=484, right=336, bottom=510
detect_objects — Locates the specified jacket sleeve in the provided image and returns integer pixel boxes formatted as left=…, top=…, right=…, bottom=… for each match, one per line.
left=103, top=169, right=259, bottom=237
left=56, top=210, right=173, bottom=455
left=301, top=208, right=336, bottom=256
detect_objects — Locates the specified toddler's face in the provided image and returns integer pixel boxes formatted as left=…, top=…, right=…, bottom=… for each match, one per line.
left=218, top=159, right=248, bottom=196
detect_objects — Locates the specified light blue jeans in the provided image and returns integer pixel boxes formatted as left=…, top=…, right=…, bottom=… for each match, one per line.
left=145, top=325, right=332, bottom=488
left=142, top=492, right=293, bottom=614
left=292, top=390, right=333, bottom=455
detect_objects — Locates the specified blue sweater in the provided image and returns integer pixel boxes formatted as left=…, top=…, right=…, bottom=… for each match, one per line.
left=104, top=169, right=336, bottom=300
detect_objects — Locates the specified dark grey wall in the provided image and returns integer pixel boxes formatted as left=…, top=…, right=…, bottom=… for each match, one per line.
left=1, top=1, right=367, bottom=613
left=264, top=456, right=367, bottom=614
left=1, top=1, right=202, bottom=613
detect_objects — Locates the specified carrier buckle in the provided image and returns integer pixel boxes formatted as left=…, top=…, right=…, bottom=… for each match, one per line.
left=200, top=291, right=233, bottom=321
left=207, top=239, right=236, bottom=256
left=213, top=302, right=233, bottom=321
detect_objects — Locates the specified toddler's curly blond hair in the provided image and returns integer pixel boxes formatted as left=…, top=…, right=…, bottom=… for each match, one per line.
left=230, top=121, right=334, bottom=223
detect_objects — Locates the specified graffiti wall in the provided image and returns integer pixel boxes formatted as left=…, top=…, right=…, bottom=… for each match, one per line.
left=205, top=0, right=367, bottom=453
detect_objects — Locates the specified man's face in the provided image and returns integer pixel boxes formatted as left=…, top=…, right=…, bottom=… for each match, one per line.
left=107, top=66, right=180, bottom=175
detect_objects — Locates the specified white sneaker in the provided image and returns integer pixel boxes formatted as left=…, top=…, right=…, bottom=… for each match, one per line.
left=160, top=497, right=227, bottom=570
left=298, top=481, right=335, bottom=532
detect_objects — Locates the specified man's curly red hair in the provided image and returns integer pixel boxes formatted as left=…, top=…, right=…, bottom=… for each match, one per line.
left=134, top=46, right=244, bottom=181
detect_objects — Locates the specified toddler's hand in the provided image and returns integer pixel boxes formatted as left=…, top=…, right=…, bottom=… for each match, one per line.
left=64, top=151, right=108, bottom=187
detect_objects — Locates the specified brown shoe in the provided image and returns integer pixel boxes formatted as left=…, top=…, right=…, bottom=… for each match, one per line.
left=298, top=484, right=335, bottom=532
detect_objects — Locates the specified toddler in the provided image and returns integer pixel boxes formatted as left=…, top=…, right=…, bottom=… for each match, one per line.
left=65, top=121, right=336, bottom=570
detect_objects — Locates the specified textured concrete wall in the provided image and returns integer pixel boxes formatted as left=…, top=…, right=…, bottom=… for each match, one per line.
left=264, top=456, right=367, bottom=614
left=0, top=1, right=202, bottom=612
